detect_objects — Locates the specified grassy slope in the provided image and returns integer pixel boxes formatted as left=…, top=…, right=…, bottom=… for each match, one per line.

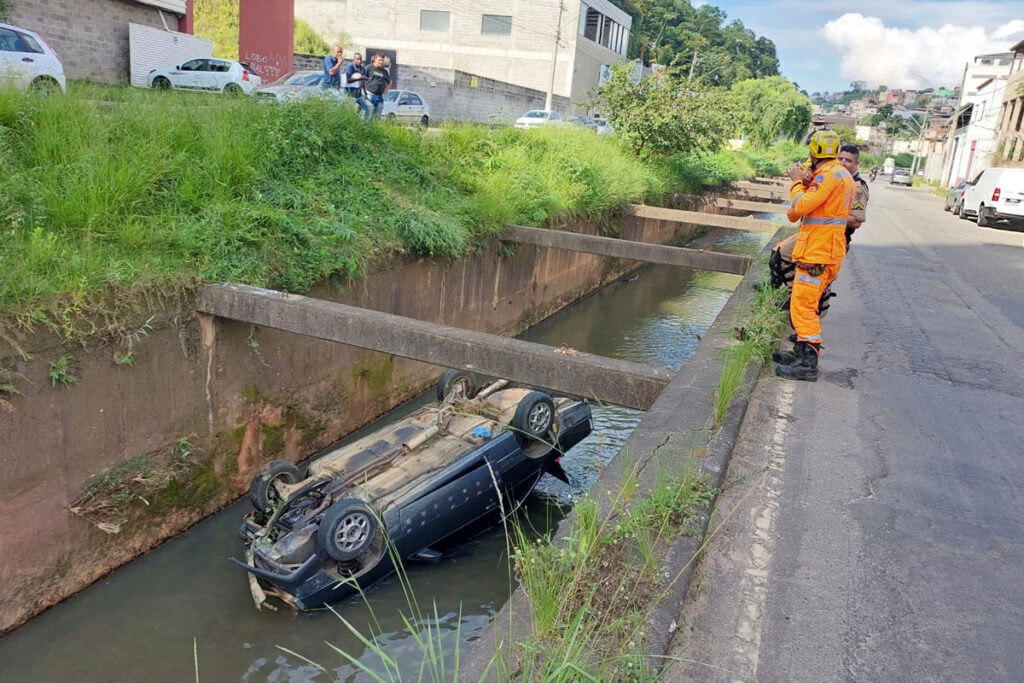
left=0, top=83, right=797, bottom=337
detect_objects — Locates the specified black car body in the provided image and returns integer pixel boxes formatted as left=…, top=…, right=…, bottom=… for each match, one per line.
left=232, top=376, right=591, bottom=611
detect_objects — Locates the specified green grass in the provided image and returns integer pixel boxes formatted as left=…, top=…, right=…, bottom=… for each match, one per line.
left=0, top=83, right=772, bottom=339
left=713, top=282, right=789, bottom=425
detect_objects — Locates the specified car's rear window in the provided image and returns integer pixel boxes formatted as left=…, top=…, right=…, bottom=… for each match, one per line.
left=0, top=28, right=44, bottom=54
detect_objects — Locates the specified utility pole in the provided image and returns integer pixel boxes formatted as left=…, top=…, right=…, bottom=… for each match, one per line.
left=545, top=0, right=565, bottom=112
left=687, top=49, right=698, bottom=85
left=910, top=108, right=930, bottom=177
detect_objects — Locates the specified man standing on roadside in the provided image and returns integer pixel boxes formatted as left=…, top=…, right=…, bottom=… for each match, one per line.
left=774, top=130, right=854, bottom=382
left=322, top=44, right=344, bottom=90
left=768, top=143, right=869, bottom=324
left=363, top=53, right=391, bottom=121
left=345, top=52, right=370, bottom=119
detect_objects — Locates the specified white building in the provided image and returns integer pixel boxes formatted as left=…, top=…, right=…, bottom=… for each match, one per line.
left=942, top=52, right=1014, bottom=186
left=296, top=0, right=632, bottom=109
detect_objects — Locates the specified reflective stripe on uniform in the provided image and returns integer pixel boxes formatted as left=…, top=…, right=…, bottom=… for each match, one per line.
left=792, top=192, right=804, bottom=204
left=802, top=334, right=822, bottom=341
left=796, top=273, right=821, bottom=285
left=802, top=216, right=847, bottom=225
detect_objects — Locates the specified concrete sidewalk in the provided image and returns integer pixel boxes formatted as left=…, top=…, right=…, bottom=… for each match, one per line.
left=665, top=184, right=1024, bottom=681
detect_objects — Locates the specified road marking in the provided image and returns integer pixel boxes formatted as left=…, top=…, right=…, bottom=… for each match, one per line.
left=731, top=381, right=795, bottom=678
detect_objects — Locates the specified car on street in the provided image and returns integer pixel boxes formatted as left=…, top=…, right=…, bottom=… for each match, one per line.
left=255, top=70, right=346, bottom=104
left=943, top=180, right=969, bottom=213
left=381, top=89, right=430, bottom=126
left=147, top=57, right=262, bottom=95
left=890, top=168, right=912, bottom=186
left=0, top=22, right=65, bottom=92
left=233, top=371, right=592, bottom=611
left=959, top=167, right=1024, bottom=228
left=514, top=110, right=563, bottom=129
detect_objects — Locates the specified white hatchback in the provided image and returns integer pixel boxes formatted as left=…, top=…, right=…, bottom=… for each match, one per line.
left=147, top=57, right=262, bottom=95
left=961, top=167, right=1024, bottom=228
left=0, top=22, right=66, bottom=92
left=514, top=110, right=563, bottom=129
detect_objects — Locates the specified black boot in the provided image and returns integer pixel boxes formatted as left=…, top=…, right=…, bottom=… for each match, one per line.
left=775, top=341, right=819, bottom=381
left=772, top=344, right=797, bottom=364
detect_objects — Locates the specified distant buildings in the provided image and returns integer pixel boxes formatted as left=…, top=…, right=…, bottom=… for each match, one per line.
left=295, top=0, right=633, bottom=108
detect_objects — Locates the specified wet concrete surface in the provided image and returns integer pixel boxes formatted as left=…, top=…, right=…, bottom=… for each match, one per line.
left=668, top=184, right=1024, bottom=681
left=0, top=229, right=766, bottom=682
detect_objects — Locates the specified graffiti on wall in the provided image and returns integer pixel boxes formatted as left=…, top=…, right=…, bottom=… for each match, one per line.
left=238, top=0, right=294, bottom=81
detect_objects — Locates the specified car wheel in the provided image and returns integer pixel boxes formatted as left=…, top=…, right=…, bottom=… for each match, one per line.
left=318, top=498, right=378, bottom=562
left=224, top=82, right=243, bottom=95
left=437, top=369, right=477, bottom=402
left=512, top=391, right=555, bottom=442
left=957, top=202, right=967, bottom=219
left=249, top=460, right=303, bottom=513
left=30, top=77, right=60, bottom=94
left=387, top=113, right=397, bottom=122
left=977, top=204, right=990, bottom=227
left=943, top=202, right=951, bottom=212
left=152, top=76, right=171, bottom=90
left=421, top=115, right=429, bottom=128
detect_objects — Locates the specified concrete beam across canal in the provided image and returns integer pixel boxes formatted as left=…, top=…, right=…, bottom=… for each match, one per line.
left=499, top=224, right=752, bottom=275
left=623, top=204, right=780, bottom=232
left=195, top=284, right=672, bottom=410
left=671, top=195, right=787, bottom=214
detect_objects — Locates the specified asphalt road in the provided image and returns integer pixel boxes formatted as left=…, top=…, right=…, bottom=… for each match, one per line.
left=667, top=181, right=1024, bottom=682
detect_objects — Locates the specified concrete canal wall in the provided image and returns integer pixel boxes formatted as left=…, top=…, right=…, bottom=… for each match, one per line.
left=0, top=211, right=705, bottom=635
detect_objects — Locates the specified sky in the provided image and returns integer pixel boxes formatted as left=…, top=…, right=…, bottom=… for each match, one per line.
left=702, top=0, right=1024, bottom=93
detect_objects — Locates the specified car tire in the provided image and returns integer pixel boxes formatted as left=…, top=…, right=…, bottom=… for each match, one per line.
left=318, top=498, right=378, bottom=562
left=957, top=202, right=967, bottom=219
left=437, top=369, right=477, bottom=402
left=30, top=77, right=60, bottom=94
left=152, top=76, right=171, bottom=90
left=224, top=83, right=243, bottom=95
left=976, top=205, right=991, bottom=227
left=421, top=115, right=429, bottom=128
left=387, top=113, right=397, bottom=122
left=512, top=391, right=555, bottom=442
left=249, top=460, right=303, bottom=513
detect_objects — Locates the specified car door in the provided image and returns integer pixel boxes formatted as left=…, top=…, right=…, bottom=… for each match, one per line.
left=174, top=58, right=206, bottom=90
left=397, top=91, right=414, bottom=122
left=405, top=93, right=425, bottom=122
left=0, top=26, right=45, bottom=90
left=197, top=59, right=229, bottom=91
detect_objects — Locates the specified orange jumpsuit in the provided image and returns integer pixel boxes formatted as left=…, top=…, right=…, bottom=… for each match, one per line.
left=786, top=159, right=855, bottom=344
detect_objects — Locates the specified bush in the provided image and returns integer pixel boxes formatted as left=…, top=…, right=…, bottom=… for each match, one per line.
left=294, top=18, right=327, bottom=56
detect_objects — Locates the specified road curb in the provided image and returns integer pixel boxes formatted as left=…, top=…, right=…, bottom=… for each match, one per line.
left=461, top=223, right=792, bottom=678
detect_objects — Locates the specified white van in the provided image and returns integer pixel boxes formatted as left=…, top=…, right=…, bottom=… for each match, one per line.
left=960, top=167, right=1024, bottom=228
left=882, top=157, right=895, bottom=175
left=0, top=22, right=66, bottom=92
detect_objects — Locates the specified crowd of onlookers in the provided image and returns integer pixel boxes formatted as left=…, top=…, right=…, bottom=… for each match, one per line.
left=321, top=45, right=391, bottom=121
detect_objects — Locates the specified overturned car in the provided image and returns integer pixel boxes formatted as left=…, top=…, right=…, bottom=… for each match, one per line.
left=232, top=372, right=592, bottom=611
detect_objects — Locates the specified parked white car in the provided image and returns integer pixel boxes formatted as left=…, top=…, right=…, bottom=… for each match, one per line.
left=147, top=57, right=262, bottom=95
left=381, top=90, right=430, bottom=126
left=594, top=117, right=614, bottom=136
left=0, top=22, right=66, bottom=92
left=255, top=70, right=346, bottom=104
left=514, top=110, right=563, bottom=129
left=960, top=167, right=1024, bottom=228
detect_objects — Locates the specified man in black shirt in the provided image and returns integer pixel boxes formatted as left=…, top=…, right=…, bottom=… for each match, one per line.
left=363, top=53, right=391, bottom=121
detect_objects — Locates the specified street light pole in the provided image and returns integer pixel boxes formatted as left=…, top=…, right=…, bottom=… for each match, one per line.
left=910, top=109, right=930, bottom=177
left=545, top=0, right=565, bottom=112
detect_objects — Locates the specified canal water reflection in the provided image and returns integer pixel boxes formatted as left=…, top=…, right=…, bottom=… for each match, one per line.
left=0, top=228, right=769, bottom=682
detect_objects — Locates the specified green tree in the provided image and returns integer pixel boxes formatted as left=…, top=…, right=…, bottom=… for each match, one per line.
left=732, top=76, right=813, bottom=149
left=596, top=63, right=739, bottom=158
left=832, top=124, right=858, bottom=145
left=0, top=0, right=11, bottom=22
left=294, top=18, right=328, bottom=56
left=611, top=0, right=779, bottom=87
left=193, top=0, right=239, bottom=60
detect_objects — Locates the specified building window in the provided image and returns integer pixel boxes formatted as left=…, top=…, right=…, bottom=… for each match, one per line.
left=420, top=10, right=450, bottom=31
left=481, top=14, right=512, bottom=35
left=583, top=7, right=600, bottom=41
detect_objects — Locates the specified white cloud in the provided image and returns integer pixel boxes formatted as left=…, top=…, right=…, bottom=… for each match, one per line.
left=821, top=13, right=1024, bottom=89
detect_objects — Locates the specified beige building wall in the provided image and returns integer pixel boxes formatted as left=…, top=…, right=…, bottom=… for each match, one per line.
left=296, top=0, right=630, bottom=109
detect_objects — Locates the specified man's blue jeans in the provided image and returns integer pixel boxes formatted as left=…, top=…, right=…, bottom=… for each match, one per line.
left=348, top=90, right=370, bottom=119
left=368, top=93, right=385, bottom=121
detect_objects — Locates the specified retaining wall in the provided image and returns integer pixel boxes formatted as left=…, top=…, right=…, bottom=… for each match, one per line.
left=0, top=212, right=692, bottom=635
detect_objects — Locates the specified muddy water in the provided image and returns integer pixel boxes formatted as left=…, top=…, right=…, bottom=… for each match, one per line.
left=0, top=228, right=769, bottom=683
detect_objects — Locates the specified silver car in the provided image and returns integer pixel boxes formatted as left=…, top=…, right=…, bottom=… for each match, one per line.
left=381, top=90, right=430, bottom=127
left=890, top=168, right=912, bottom=186
left=255, top=70, right=347, bottom=104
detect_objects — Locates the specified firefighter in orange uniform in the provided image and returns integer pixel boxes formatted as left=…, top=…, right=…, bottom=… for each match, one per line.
left=775, top=129, right=855, bottom=381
